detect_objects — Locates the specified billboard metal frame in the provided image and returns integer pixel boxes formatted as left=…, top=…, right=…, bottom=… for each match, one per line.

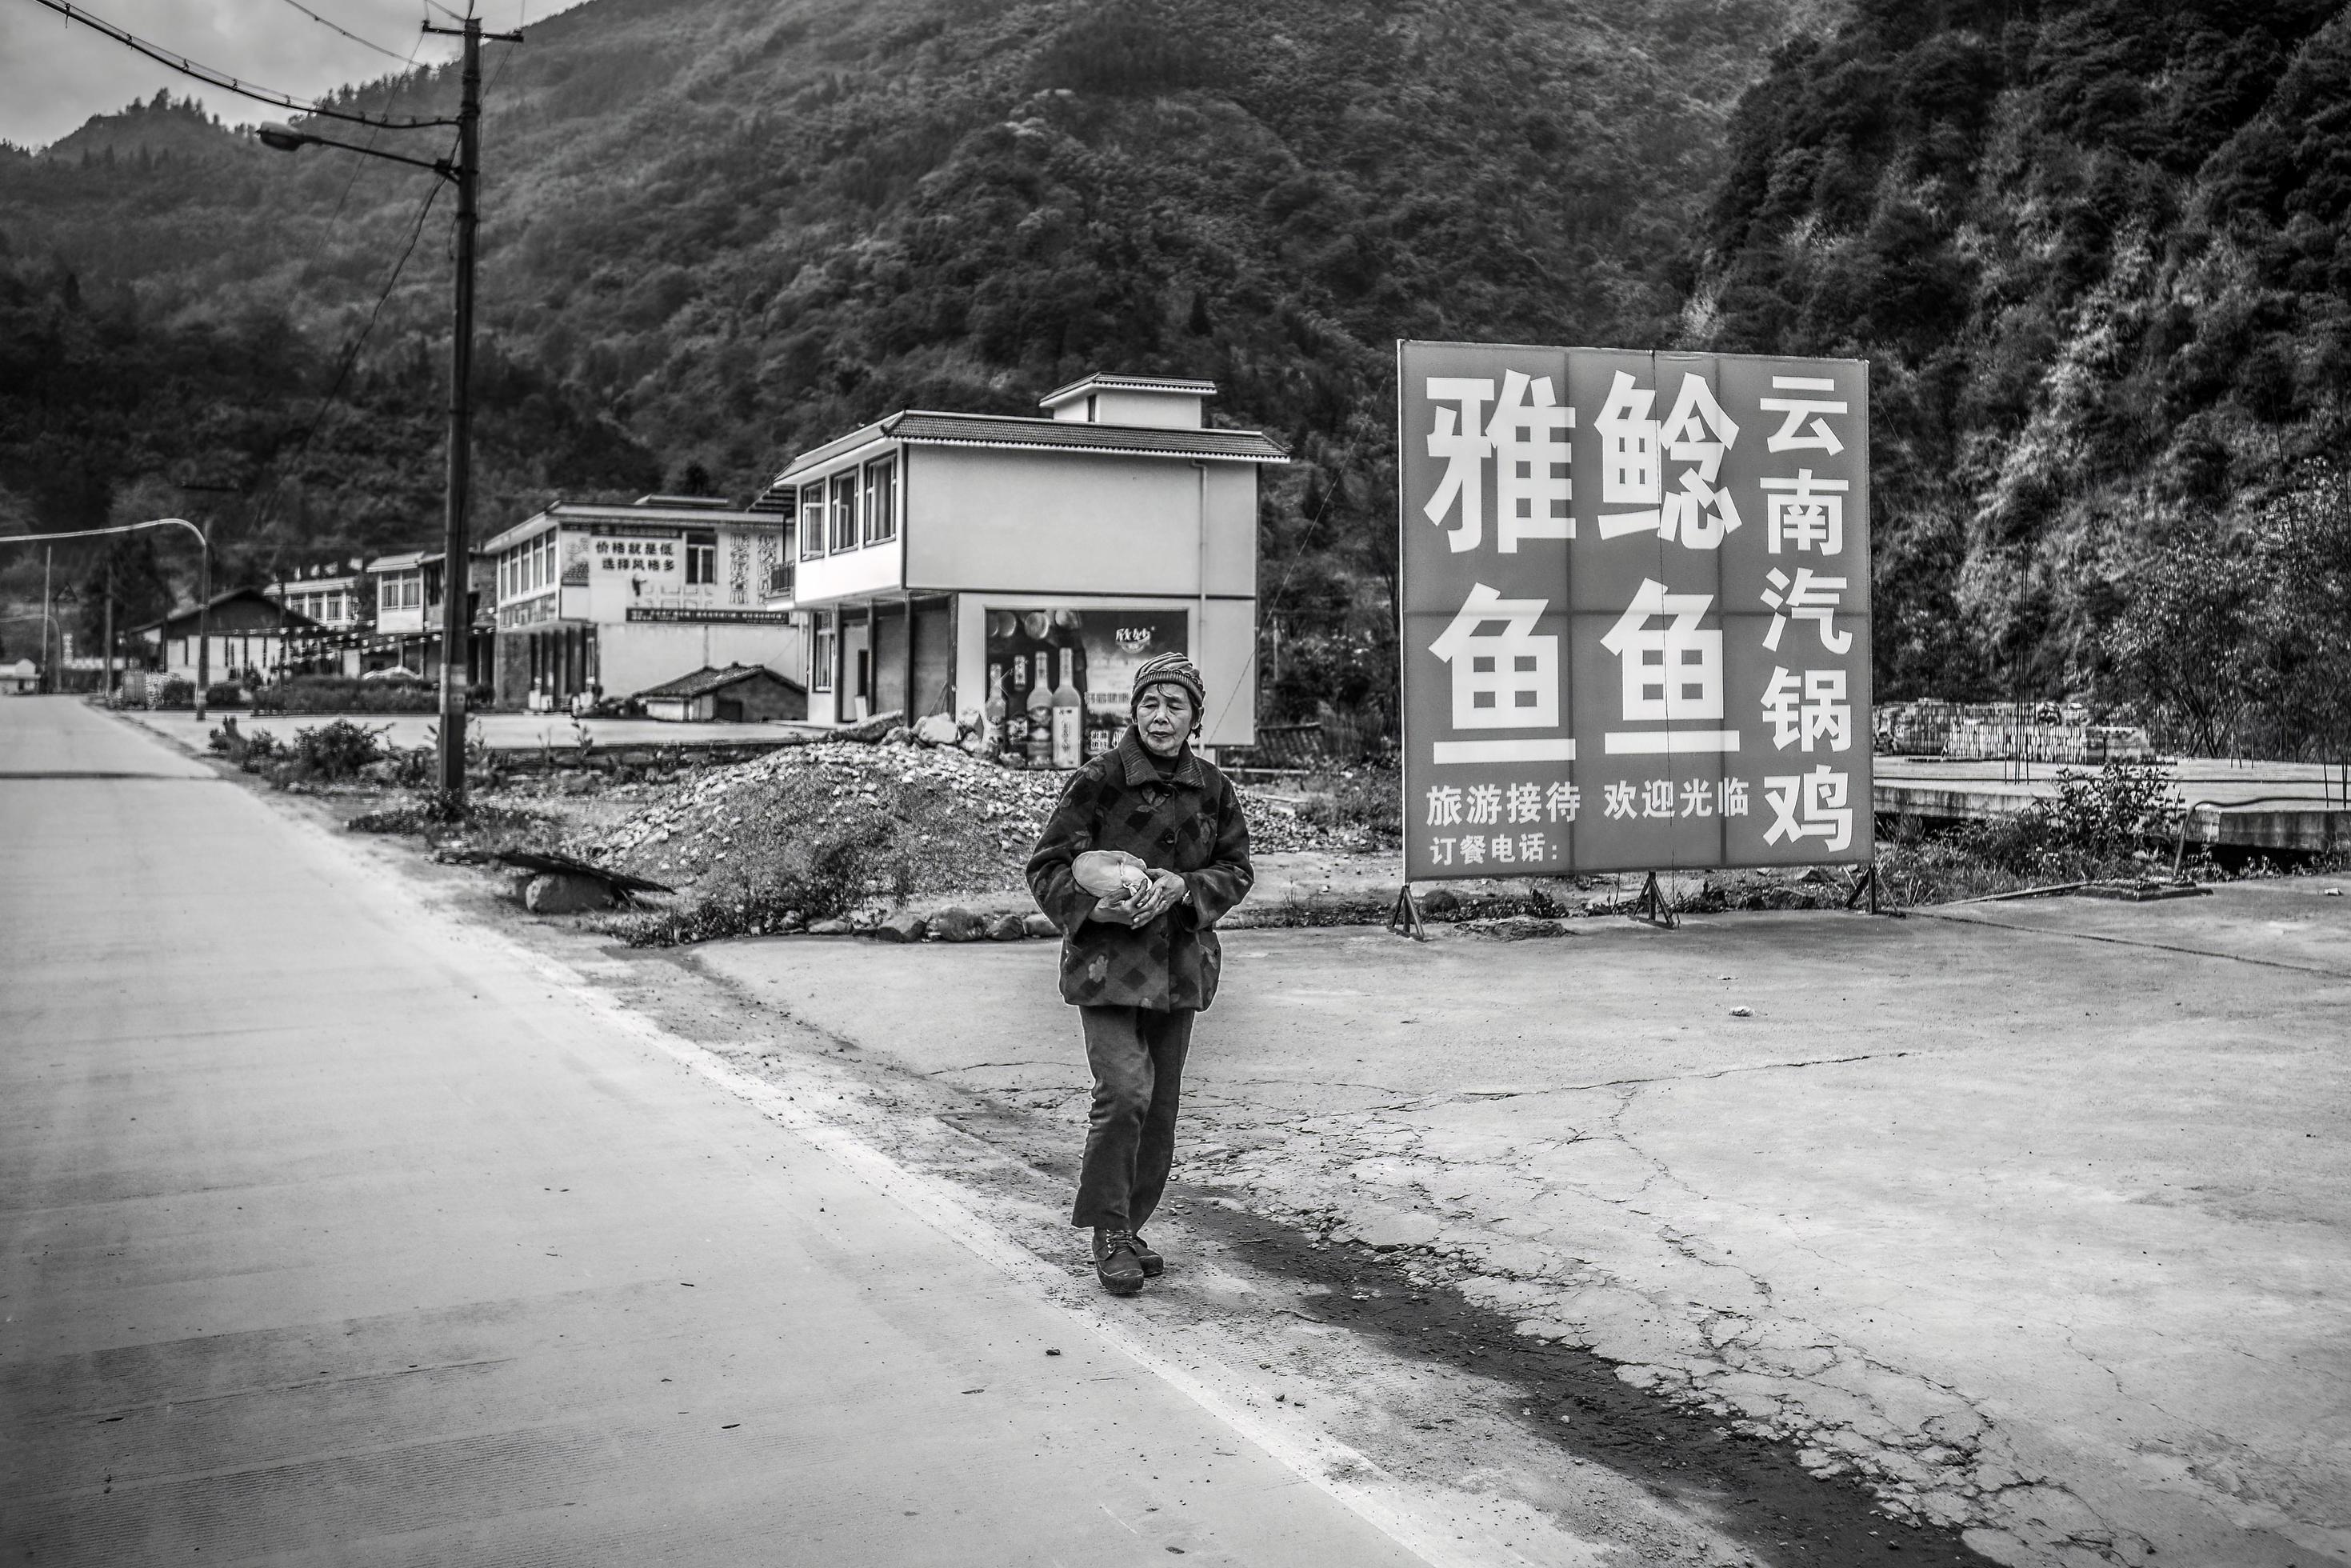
left=1392, top=339, right=1877, bottom=930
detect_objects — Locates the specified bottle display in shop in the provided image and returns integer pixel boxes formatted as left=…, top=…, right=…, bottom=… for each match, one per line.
left=1050, top=648, right=1083, bottom=768
left=1025, top=652, right=1054, bottom=765
left=982, top=660, right=1006, bottom=757
left=1001, top=653, right=1029, bottom=755
left=982, top=606, right=1190, bottom=764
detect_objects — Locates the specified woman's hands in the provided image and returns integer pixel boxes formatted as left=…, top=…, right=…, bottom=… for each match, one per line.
left=1091, top=868, right=1189, bottom=926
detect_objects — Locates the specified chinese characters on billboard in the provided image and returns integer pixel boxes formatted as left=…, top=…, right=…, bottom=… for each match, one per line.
left=1398, top=342, right=1872, bottom=880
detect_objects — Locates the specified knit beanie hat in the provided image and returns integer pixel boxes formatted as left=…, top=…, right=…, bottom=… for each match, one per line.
left=1129, top=651, right=1206, bottom=718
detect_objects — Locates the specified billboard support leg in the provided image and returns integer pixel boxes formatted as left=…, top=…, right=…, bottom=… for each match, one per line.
left=1845, top=860, right=1898, bottom=917
left=1387, top=884, right=1429, bottom=942
left=1632, top=870, right=1677, bottom=930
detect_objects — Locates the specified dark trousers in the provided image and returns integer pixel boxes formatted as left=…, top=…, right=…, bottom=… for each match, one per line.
left=1072, top=1005, right=1193, bottom=1231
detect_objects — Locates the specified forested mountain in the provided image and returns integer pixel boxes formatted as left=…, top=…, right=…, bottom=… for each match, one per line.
left=1692, top=0, right=2351, bottom=750
left=0, top=0, right=1812, bottom=718
left=8, top=0, right=2345, bottom=752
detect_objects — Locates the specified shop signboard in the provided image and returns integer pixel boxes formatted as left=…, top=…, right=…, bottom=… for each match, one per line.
left=984, top=605, right=1189, bottom=760
left=1397, top=342, right=1871, bottom=880
left=626, top=607, right=794, bottom=624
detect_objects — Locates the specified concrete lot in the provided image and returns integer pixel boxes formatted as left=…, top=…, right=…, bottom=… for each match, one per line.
left=691, top=887, right=2351, bottom=1566
left=0, top=697, right=1428, bottom=1567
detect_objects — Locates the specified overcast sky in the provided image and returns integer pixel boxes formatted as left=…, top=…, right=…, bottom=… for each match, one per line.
left=1, top=0, right=575, bottom=150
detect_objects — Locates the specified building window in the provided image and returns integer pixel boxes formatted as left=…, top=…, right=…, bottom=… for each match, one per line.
left=863, top=455, right=897, bottom=545
left=686, top=532, right=718, bottom=586
left=829, top=471, right=859, bottom=553
left=800, top=484, right=826, bottom=559
left=770, top=527, right=796, bottom=598
left=811, top=614, right=835, bottom=691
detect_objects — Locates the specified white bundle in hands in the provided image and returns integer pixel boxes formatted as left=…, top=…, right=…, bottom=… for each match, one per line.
left=1073, top=849, right=1152, bottom=914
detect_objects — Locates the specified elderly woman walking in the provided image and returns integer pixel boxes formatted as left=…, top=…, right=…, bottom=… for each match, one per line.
left=1026, top=651, right=1253, bottom=1296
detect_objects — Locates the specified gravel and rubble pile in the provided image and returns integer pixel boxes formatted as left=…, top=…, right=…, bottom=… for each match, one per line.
left=570, top=737, right=1369, bottom=903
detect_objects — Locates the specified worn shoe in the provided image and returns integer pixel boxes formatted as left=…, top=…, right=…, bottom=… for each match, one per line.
left=1092, top=1227, right=1146, bottom=1295
left=1130, top=1231, right=1164, bottom=1278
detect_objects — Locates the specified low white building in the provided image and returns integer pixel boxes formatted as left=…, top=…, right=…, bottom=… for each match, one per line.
left=762, top=374, right=1286, bottom=753
left=129, top=589, right=320, bottom=685
left=264, top=561, right=370, bottom=677
left=265, top=563, right=366, bottom=633
left=482, top=495, right=802, bottom=710
left=354, top=550, right=494, bottom=686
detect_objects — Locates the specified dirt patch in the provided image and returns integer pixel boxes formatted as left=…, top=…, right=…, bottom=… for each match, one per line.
left=1177, top=1203, right=1994, bottom=1568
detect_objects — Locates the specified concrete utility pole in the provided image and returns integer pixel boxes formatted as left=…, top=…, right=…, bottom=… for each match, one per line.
left=422, top=12, right=491, bottom=803
left=263, top=12, right=519, bottom=806
left=195, top=525, right=210, bottom=722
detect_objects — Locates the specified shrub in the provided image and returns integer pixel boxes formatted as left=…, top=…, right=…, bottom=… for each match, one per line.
left=1877, top=761, right=2185, bottom=902
left=2041, top=759, right=2183, bottom=860
left=386, top=746, right=438, bottom=789
left=289, top=719, right=389, bottom=781
left=205, top=717, right=283, bottom=770
left=203, top=682, right=245, bottom=708
left=153, top=677, right=194, bottom=710
left=256, top=676, right=435, bottom=715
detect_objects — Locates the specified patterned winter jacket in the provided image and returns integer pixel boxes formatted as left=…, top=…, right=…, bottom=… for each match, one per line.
left=1026, top=732, right=1254, bottom=1011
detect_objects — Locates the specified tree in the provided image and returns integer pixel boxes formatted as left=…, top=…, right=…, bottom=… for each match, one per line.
left=2249, top=463, right=2351, bottom=769
left=74, top=533, right=173, bottom=652
left=2099, top=534, right=2261, bottom=756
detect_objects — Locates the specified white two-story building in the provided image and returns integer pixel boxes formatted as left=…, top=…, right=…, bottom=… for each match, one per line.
left=761, top=374, right=1286, bottom=752
left=482, top=494, right=802, bottom=710
left=358, top=550, right=494, bottom=686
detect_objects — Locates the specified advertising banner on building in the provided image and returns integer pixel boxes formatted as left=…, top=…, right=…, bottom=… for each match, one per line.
left=1398, top=342, right=1871, bottom=880
left=985, top=606, right=1189, bottom=761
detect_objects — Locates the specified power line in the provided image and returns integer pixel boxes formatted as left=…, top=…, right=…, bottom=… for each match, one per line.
left=1209, top=429, right=1365, bottom=731
left=246, top=169, right=453, bottom=548
left=22, top=0, right=455, bottom=129
left=322, top=26, right=430, bottom=231
left=274, top=0, right=410, bottom=63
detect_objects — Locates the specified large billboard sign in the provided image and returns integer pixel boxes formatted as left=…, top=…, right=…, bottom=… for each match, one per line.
left=1398, top=342, right=1872, bottom=880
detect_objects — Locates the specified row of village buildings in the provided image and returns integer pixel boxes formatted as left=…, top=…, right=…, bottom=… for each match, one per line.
left=134, top=374, right=1285, bottom=746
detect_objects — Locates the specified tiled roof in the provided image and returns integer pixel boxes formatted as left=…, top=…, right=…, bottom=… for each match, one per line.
left=126, top=588, right=321, bottom=637
left=1041, top=372, right=1218, bottom=406
left=888, top=411, right=1286, bottom=462
left=771, top=414, right=1287, bottom=484
left=636, top=663, right=803, bottom=702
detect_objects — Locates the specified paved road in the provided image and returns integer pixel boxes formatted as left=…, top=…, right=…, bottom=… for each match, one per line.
left=0, top=696, right=1423, bottom=1566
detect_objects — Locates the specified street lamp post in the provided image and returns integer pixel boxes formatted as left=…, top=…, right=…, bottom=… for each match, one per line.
left=258, top=11, right=519, bottom=808
left=194, top=522, right=210, bottom=721
left=3, top=517, right=207, bottom=711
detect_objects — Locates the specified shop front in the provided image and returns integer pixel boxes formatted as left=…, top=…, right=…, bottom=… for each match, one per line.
left=769, top=374, right=1285, bottom=754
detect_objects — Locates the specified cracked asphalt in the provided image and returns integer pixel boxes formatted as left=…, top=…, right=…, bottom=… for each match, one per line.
left=675, top=891, right=2351, bottom=1568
